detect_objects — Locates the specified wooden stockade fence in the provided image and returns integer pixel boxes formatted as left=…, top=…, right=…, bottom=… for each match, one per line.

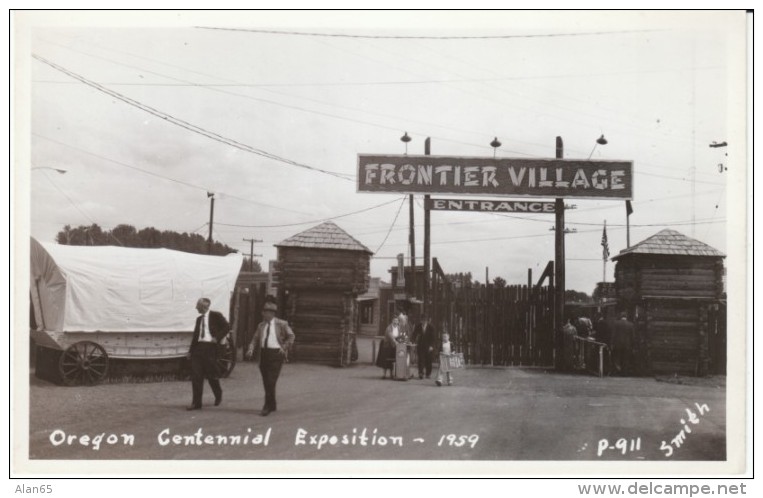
left=431, top=259, right=554, bottom=367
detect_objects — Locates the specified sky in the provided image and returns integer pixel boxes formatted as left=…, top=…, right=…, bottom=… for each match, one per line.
left=18, top=11, right=747, bottom=295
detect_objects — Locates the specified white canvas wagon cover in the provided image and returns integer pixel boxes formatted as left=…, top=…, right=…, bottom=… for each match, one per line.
left=30, top=237, right=243, bottom=333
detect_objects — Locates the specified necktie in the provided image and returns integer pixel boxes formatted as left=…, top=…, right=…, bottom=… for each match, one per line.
left=201, top=316, right=207, bottom=341
left=264, top=321, right=271, bottom=347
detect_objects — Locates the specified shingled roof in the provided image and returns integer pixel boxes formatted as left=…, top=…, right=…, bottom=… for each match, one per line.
left=276, top=221, right=373, bottom=254
left=611, top=229, right=725, bottom=260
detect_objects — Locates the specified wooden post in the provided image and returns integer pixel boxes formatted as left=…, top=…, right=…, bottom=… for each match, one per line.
left=554, top=137, right=565, bottom=368
left=603, top=220, right=607, bottom=283
left=527, top=268, right=532, bottom=292
left=433, top=270, right=439, bottom=331
left=207, top=194, right=215, bottom=254
left=424, top=137, right=431, bottom=316
left=242, top=237, right=262, bottom=271
left=409, top=194, right=416, bottom=301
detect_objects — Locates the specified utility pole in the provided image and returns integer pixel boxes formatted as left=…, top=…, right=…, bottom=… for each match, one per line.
left=602, top=220, right=607, bottom=283
left=554, top=137, right=565, bottom=368
left=423, top=137, right=431, bottom=316
left=409, top=193, right=416, bottom=301
left=242, top=237, right=263, bottom=271
left=401, top=131, right=417, bottom=304
left=207, top=192, right=215, bottom=254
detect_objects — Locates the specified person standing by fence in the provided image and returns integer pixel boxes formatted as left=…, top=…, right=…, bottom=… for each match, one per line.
left=376, top=316, right=400, bottom=379
left=575, top=315, right=593, bottom=338
left=412, top=315, right=436, bottom=379
left=562, top=318, right=578, bottom=371
left=609, top=312, right=635, bottom=376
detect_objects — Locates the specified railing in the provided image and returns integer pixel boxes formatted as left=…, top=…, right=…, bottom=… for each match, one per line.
left=573, top=336, right=609, bottom=377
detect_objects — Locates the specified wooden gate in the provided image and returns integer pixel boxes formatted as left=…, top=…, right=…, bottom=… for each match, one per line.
left=431, top=260, right=555, bottom=366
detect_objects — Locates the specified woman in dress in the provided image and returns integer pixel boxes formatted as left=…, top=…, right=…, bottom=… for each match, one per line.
left=375, top=316, right=401, bottom=379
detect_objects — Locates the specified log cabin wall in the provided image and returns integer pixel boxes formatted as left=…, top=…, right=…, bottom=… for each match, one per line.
left=277, top=247, right=370, bottom=294
left=613, top=240, right=724, bottom=377
left=274, top=222, right=372, bottom=367
left=286, top=289, right=354, bottom=365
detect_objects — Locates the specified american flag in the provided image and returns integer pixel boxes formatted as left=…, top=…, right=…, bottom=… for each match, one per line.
left=601, top=224, right=610, bottom=260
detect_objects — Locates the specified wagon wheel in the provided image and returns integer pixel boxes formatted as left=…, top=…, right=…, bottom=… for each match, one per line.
left=216, top=336, right=236, bottom=378
left=58, top=341, right=109, bottom=386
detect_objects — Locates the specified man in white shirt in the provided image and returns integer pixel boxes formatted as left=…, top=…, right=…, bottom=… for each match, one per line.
left=246, top=300, right=296, bottom=416
left=187, top=297, right=230, bottom=410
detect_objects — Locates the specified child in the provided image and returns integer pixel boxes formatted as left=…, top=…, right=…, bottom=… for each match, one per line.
left=435, top=333, right=453, bottom=386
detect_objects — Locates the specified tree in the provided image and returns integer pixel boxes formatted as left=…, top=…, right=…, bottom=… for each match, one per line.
left=493, top=276, right=507, bottom=288
left=445, top=272, right=473, bottom=288
left=55, top=224, right=109, bottom=246
left=244, top=257, right=263, bottom=272
left=55, top=224, right=238, bottom=256
left=565, top=289, right=593, bottom=304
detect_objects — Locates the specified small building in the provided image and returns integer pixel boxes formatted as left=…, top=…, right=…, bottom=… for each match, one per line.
left=385, top=254, right=426, bottom=326
left=356, top=277, right=391, bottom=337
left=612, top=229, right=726, bottom=376
left=274, top=221, right=372, bottom=366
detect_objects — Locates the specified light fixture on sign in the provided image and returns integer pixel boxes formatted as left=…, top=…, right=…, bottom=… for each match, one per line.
left=490, top=137, right=502, bottom=158
left=588, top=134, right=608, bottom=159
left=400, top=132, right=411, bottom=155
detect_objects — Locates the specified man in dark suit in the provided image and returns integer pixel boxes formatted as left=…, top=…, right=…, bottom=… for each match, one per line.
left=593, top=312, right=611, bottom=345
left=412, top=315, right=436, bottom=379
left=187, top=297, right=230, bottom=410
left=609, top=311, right=635, bottom=376
left=246, top=301, right=295, bottom=416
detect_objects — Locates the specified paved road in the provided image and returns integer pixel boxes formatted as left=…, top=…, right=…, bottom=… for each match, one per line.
left=28, top=361, right=726, bottom=461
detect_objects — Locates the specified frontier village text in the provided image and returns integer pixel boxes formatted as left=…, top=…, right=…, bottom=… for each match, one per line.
left=357, top=155, right=634, bottom=199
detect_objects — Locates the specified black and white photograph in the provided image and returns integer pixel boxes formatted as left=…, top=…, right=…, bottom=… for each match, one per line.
left=11, top=10, right=750, bottom=481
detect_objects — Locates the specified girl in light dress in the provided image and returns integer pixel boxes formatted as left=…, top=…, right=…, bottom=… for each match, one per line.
left=435, top=332, right=453, bottom=386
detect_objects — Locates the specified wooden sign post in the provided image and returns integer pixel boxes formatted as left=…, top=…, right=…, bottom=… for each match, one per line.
left=423, top=137, right=431, bottom=317
left=554, top=137, right=565, bottom=369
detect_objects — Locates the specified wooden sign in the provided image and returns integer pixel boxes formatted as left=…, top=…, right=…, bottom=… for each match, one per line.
left=357, top=154, right=633, bottom=200
left=426, top=198, right=555, bottom=213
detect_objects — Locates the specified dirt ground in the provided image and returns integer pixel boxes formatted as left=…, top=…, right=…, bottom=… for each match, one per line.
left=26, top=358, right=727, bottom=464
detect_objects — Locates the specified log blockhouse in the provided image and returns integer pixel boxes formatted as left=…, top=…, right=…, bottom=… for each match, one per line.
left=612, top=229, right=725, bottom=376
left=274, top=222, right=372, bottom=366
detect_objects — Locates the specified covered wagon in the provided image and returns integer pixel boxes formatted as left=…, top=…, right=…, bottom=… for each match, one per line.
left=29, top=238, right=243, bottom=385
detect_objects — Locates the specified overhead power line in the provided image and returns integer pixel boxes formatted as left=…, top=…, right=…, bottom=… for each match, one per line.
left=375, top=197, right=407, bottom=254
left=33, top=133, right=313, bottom=217
left=376, top=219, right=724, bottom=249
left=33, top=65, right=722, bottom=89
left=36, top=38, right=725, bottom=175
left=35, top=39, right=539, bottom=157
left=32, top=54, right=354, bottom=182
left=37, top=169, right=124, bottom=246
left=197, top=26, right=658, bottom=40
left=215, top=196, right=406, bottom=229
